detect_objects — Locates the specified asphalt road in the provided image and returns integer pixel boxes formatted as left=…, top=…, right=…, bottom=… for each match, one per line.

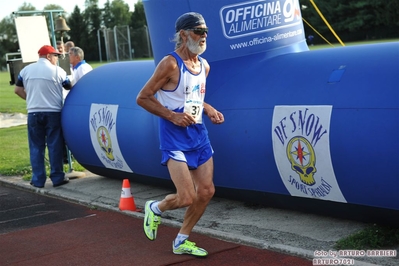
left=0, top=186, right=91, bottom=235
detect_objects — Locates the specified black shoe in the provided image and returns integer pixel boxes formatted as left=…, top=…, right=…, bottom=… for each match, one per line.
left=30, top=182, right=44, bottom=188
left=53, top=178, right=69, bottom=187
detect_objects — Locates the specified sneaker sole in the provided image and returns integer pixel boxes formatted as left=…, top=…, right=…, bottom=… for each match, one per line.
left=143, top=200, right=157, bottom=241
left=172, top=242, right=208, bottom=257
left=173, top=250, right=208, bottom=257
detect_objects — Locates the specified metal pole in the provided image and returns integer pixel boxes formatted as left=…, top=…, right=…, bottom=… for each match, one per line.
left=103, top=28, right=110, bottom=62
left=144, top=25, right=152, bottom=58
left=97, top=29, right=102, bottom=63
left=49, top=12, right=56, bottom=48
left=114, top=26, right=119, bottom=61
left=127, top=25, right=132, bottom=60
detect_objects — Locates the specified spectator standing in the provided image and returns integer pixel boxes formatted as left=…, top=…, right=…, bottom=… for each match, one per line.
left=56, top=41, right=65, bottom=53
left=69, top=46, right=93, bottom=86
left=14, top=45, right=72, bottom=188
left=65, top=41, right=75, bottom=53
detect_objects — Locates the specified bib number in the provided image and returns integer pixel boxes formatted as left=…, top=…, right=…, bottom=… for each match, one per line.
left=184, top=102, right=203, bottom=124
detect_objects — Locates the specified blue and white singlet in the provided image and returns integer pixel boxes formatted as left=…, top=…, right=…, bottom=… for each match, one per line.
left=157, top=52, right=210, bottom=151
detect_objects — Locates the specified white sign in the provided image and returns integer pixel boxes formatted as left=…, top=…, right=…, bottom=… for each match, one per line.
left=89, top=104, right=133, bottom=173
left=272, top=105, right=346, bottom=203
left=15, top=16, right=50, bottom=63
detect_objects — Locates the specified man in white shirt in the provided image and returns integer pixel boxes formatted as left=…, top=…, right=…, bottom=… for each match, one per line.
left=14, top=45, right=72, bottom=188
left=68, top=46, right=93, bottom=87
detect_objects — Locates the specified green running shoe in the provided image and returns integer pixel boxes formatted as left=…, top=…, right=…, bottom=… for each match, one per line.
left=173, top=240, right=208, bottom=257
left=143, top=200, right=161, bottom=240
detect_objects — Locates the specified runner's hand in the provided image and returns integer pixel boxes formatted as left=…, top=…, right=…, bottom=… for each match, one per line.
left=170, top=112, right=197, bottom=127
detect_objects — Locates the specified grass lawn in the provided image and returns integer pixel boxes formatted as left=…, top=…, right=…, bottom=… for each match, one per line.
left=0, top=71, right=32, bottom=177
left=0, top=125, right=30, bottom=176
left=0, top=71, right=27, bottom=114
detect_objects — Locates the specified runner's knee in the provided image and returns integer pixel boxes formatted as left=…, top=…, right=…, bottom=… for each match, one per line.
left=197, top=184, right=215, bottom=202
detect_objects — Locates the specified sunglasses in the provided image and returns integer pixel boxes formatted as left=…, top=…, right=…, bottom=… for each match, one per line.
left=187, top=28, right=208, bottom=35
left=51, top=54, right=60, bottom=57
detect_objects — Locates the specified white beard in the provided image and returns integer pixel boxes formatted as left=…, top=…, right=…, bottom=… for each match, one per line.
left=187, top=35, right=206, bottom=55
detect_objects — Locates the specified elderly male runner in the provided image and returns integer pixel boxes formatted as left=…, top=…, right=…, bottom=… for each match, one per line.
left=136, top=12, right=224, bottom=256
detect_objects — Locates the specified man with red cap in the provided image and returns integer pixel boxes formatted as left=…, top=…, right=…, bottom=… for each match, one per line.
left=14, top=45, right=72, bottom=188
left=137, top=12, right=224, bottom=256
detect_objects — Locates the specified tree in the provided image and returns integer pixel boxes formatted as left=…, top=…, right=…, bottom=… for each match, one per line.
left=0, top=3, right=38, bottom=69
left=67, top=6, right=87, bottom=47
left=16, top=2, right=36, bottom=13
left=300, top=0, right=399, bottom=44
left=129, top=1, right=150, bottom=58
left=385, top=0, right=399, bottom=27
left=82, top=0, right=102, bottom=61
left=0, top=17, right=19, bottom=70
left=103, top=0, right=131, bottom=28
left=102, top=0, right=113, bottom=28
left=130, top=0, right=146, bottom=30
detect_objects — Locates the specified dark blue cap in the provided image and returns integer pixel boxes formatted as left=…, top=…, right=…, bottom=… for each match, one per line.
left=175, top=12, right=205, bottom=32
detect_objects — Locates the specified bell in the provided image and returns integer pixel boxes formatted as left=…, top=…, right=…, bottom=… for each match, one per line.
left=55, top=16, right=70, bottom=32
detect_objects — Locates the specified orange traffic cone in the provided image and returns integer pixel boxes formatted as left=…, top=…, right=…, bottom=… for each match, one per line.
left=119, top=179, right=137, bottom=211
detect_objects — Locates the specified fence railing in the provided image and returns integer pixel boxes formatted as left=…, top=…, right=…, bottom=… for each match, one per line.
left=98, top=25, right=152, bottom=62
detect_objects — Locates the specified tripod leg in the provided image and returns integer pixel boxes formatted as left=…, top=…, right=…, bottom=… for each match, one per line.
left=65, top=145, right=85, bottom=179
left=66, top=145, right=73, bottom=172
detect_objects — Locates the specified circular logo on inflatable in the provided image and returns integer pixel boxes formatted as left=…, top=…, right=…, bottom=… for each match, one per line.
left=286, top=136, right=316, bottom=186
left=97, top=126, right=115, bottom=161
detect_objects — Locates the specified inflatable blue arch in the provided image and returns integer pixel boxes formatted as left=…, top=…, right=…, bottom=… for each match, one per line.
left=62, top=0, right=399, bottom=221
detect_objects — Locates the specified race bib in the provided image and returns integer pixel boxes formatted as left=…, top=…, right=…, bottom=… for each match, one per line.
left=184, top=99, right=203, bottom=124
